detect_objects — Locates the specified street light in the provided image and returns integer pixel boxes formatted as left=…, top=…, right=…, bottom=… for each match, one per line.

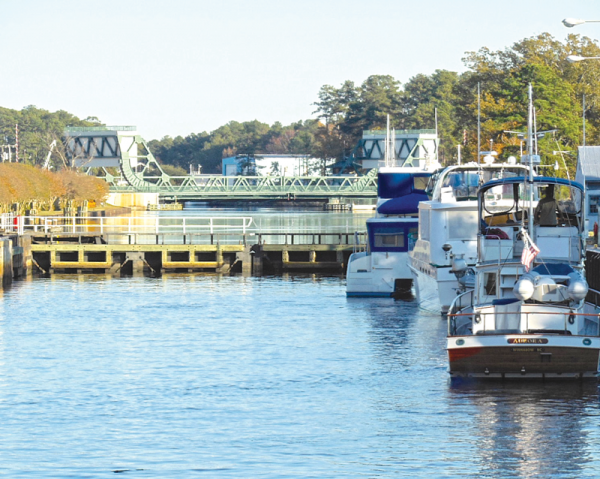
left=563, top=18, right=600, bottom=28
left=567, top=54, right=600, bottom=63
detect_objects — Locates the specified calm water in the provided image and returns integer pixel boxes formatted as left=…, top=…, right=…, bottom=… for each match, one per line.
left=1, top=273, right=600, bottom=478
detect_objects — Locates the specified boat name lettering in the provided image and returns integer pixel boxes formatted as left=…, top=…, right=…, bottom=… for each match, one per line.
left=511, top=347, right=545, bottom=352
left=507, top=338, right=549, bottom=344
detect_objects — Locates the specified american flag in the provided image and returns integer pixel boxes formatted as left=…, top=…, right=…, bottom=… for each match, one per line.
left=521, top=231, right=540, bottom=272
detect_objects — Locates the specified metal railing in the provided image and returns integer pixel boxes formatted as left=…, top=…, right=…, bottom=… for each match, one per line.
left=3, top=215, right=254, bottom=236
left=66, top=126, right=137, bottom=132
left=1, top=215, right=367, bottom=246
left=448, top=307, right=599, bottom=336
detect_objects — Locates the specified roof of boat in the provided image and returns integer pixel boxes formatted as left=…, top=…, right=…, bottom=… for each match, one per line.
left=436, top=162, right=529, bottom=171
left=480, top=176, right=584, bottom=190
left=576, top=146, right=600, bottom=181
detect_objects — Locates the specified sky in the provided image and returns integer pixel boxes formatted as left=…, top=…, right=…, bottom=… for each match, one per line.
left=1, top=0, right=599, bottom=141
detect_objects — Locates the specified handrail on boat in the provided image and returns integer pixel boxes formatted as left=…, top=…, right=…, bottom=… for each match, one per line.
left=447, top=289, right=474, bottom=335
left=448, top=308, right=600, bottom=337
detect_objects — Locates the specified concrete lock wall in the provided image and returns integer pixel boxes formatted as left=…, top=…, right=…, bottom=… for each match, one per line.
left=0, top=238, right=12, bottom=287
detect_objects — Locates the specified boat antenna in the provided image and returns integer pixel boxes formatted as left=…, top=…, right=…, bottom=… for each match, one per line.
left=385, top=115, right=396, bottom=166
left=583, top=93, right=586, bottom=147
left=477, top=83, right=481, bottom=165
left=435, top=107, right=439, bottom=164
left=386, top=114, right=389, bottom=167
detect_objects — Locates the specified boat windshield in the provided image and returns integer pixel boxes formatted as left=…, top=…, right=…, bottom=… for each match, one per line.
left=481, top=181, right=583, bottom=228
left=433, top=166, right=527, bottom=201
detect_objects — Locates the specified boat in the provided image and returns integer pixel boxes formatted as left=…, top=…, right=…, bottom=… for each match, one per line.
left=446, top=85, right=600, bottom=379
left=346, top=117, right=440, bottom=297
left=346, top=165, right=436, bottom=296
left=409, top=160, right=531, bottom=313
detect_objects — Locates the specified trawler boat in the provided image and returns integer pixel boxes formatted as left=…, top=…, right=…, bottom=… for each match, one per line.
left=409, top=161, right=530, bottom=313
left=446, top=84, right=600, bottom=379
left=446, top=175, right=600, bottom=378
left=346, top=166, right=433, bottom=297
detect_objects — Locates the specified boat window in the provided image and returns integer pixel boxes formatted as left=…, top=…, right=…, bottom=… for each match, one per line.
left=425, top=170, right=442, bottom=197
left=374, top=229, right=405, bottom=248
left=442, top=171, right=479, bottom=200
left=484, top=273, right=497, bottom=296
left=482, top=183, right=519, bottom=217
left=534, top=183, right=583, bottom=227
left=413, top=176, right=429, bottom=191
left=447, top=210, right=478, bottom=239
left=420, top=210, right=430, bottom=241
left=482, top=182, right=584, bottom=228
left=480, top=169, right=521, bottom=183
left=408, top=227, right=418, bottom=250
left=590, top=195, right=600, bottom=214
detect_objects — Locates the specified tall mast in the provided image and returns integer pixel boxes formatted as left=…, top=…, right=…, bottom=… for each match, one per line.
left=527, top=84, right=534, bottom=235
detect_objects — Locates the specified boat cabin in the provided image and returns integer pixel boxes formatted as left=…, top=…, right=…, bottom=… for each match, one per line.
left=475, top=177, right=585, bottom=305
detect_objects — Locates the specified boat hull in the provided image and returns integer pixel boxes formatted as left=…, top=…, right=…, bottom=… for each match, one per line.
left=346, top=251, right=412, bottom=297
left=409, top=263, right=460, bottom=313
left=447, top=335, right=600, bottom=379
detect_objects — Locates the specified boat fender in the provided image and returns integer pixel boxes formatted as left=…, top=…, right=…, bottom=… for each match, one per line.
left=567, top=273, right=588, bottom=301
left=513, top=272, right=540, bottom=301
left=451, top=256, right=467, bottom=274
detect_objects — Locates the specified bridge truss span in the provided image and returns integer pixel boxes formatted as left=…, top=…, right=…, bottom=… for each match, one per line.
left=66, top=126, right=378, bottom=201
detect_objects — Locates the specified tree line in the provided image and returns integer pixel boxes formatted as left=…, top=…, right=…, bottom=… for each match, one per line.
left=0, top=163, right=109, bottom=213
left=147, top=33, right=600, bottom=176
left=1, top=33, right=600, bottom=178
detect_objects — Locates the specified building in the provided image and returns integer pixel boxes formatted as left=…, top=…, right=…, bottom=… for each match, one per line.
left=575, top=146, right=600, bottom=231
left=222, top=154, right=325, bottom=177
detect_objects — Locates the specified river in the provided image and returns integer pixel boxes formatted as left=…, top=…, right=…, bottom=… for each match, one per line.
left=1, top=207, right=600, bottom=477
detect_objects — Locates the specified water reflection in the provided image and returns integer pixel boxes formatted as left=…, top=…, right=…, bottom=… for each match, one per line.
left=448, top=381, right=600, bottom=477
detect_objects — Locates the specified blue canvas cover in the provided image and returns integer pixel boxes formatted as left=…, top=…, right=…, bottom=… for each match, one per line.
left=377, top=172, right=431, bottom=198
left=377, top=192, right=429, bottom=215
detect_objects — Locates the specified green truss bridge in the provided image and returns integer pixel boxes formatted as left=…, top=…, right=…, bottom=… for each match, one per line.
left=66, top=126, right=379, bottom=201
left=110, top=172, right=378, bottom=201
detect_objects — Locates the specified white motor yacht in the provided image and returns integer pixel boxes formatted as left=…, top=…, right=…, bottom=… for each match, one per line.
left=346, top=166, right=434, bottom=297
left=409, top=161, right=530, bottom=313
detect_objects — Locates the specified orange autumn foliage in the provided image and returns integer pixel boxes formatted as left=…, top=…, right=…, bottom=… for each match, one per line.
left=0, top=164, right=109, bottom=212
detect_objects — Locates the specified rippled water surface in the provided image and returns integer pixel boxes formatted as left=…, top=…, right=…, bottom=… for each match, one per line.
left=1, top=274, right=600, bottom=478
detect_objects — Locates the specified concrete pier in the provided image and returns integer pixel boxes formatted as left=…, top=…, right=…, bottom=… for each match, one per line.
left=26, top=233, right=354, bottom=277
left=0, top=234, right=34, bottom=287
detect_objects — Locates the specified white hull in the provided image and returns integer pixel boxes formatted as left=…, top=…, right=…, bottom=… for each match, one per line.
left=447, top=334, right=600, bottom=379
left=409, top=262, right=463, bottom=313
left=346, top=251, right=412, bottom=297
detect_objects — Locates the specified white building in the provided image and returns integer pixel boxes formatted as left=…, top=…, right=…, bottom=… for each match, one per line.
left=575, top=146, right=600, bottom=231
left=222, top=154, right=325, bottom=177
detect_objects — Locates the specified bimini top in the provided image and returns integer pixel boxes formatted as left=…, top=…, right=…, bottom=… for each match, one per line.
left=376, top=170, right=432, bottom=215
left=480, top=176, right=584, bottom=192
